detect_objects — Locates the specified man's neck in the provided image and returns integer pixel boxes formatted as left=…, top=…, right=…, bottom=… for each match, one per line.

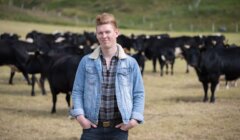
left=101, top=45, right=118, bottom=59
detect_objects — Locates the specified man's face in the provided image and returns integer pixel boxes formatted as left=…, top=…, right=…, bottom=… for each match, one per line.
left=96, top=23, right=119, bottom=49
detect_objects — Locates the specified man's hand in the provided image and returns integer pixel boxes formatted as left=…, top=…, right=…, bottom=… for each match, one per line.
left=115, top=119, right=139, bottom=131
left=76, top=115, right=97, bottom=129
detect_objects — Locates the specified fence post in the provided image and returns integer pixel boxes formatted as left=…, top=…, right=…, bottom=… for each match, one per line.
left=21, top=3, right=24, bottom=9
left=169, top=23, right=173, bottom=31
left=74, top=16, right=79, bottom=25
left=212, top=23, right=215, bottom=32
left=142, top=16, right=146, bottom=24
left=8, top=0, right=13, bottom=6
left=150, top=22, right=153, bottom=30
left=57, top=12, right=62, bottom=17
left=88, top=17, right=91, bottom=24
left=130, top=20, right=135, bottom=27
left=190, top=24, right=194, bottom=32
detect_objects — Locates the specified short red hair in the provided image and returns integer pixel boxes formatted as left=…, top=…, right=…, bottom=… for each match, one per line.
left=95, top=13, right=118, bottom=28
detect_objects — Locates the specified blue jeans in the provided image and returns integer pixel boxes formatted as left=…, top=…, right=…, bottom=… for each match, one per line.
left=80, top=127, right=128, bottom=140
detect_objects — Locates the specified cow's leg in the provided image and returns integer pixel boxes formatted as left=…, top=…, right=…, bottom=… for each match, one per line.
left=66, top=93, right=71, bottom=109
left=67, top=92, right=74, bottom=119
left=185, top=63, right=189, bottom=74
left=171, top=62, right=174, bottom=75
left=39, top=75, right=46, bottom=95
left=210, top=81, right=218, bottom=103
left=8, top=69, right=31, bottom=85
left=31, top=74, right=36, bottom=96
left=23, top=72, right=31, bottom=85
left=165, top=64, right=169, bottom=75
left=202, top=82, right=208, bottom=102
left=159, top=58, right=164, bottom=76
left=160, top=64, right=164, bottom=76
left=15, top=60, right=31, bottom=85
left=152, top=58, right=157, bottom=72
left=51, top=92, right=57, bottom=113
left=8, top=70, right=15, bottom=85
left=141, top=63, right=145, bottom=75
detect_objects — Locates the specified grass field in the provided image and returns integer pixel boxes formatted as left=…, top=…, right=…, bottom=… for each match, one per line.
left=1, top=0, right=240, bottom=31
left=0, top=20, right=240, bottom=140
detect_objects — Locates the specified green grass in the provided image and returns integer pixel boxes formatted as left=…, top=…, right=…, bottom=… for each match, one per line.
left=0, top=21, right=240, bottom=140
left=0, top=0, right=240, bottom=31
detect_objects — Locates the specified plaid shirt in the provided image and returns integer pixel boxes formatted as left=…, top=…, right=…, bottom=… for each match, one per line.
left=99, top=52, right=122, bottom=121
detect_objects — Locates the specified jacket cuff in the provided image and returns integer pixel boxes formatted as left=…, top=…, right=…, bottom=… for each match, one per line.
left=70, top=108, right=84, bottom=117
left=131, top=111, right=144, bottom=124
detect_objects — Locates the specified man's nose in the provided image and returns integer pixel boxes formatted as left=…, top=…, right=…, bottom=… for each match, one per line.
left=102, top=33, right=107, bottom=38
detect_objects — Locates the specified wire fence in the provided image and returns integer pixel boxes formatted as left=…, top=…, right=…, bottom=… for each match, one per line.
left=6, top=1, right=240, bottom=33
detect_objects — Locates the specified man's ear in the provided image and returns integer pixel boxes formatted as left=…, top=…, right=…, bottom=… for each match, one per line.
left=115, top=28, right=120, bottom=37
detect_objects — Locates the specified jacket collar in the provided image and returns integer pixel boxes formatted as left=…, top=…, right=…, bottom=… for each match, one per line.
left=89, top=44, right=127, bottom=59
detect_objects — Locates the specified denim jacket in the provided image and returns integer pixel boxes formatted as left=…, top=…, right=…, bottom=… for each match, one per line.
left=71, top=44, right=145, bottom=124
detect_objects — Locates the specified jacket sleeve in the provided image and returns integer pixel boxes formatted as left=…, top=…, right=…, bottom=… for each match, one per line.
left=131, top=58, right=145, bottom=123
left=70, top=56, right=86, bottom=117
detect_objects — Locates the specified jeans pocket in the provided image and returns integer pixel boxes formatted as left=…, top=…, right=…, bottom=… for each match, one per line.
left=117, top=128, right=128, bottom=133
left=83, top=127, right=92, bottom=132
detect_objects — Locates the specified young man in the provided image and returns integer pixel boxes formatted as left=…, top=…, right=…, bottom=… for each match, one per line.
left=71, top=13, right=145, bottom=140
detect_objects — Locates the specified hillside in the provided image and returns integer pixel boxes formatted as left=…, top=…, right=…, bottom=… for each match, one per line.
left=0, top=0, right=240, bottom=32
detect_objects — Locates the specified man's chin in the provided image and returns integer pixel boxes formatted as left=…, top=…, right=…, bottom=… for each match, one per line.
left=101, top=44, right=112, bottom=49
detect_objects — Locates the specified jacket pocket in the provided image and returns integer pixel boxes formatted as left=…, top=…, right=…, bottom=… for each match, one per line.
left=86, top=66, right=98, bottom=85
left=117, top=68, right=130, bottom=86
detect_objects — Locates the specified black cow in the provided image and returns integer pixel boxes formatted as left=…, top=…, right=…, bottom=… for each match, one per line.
left=0, top=40, right=37, bottom=85
left=133, top=34, right=175, bottom=76
left=0, top=33, right=20, bottom=41
left=183, top=46, right=240, bottom=102
left=144, top=36, right=177, bottom=76
left=26, top=30, right=64, bottom=52
left=132, top=51, right=145, bottom=75
left=83, top=31, right=98, bottom=46
left=178, top=35, right=205, bottom=73
left=203, top=34, right=225, bottom=47
left=49, top=55, right=83, bottom=113
left=27, top=50, right=83, bottom=113
left=0, top=33, right=25, bottom=84
left=117, top=34, right=134, bottom=54
left=25, top=30, right=94, bottom=97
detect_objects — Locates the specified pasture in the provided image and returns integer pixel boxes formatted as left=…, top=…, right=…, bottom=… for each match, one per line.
left=0, top=20, right=240, bottom=140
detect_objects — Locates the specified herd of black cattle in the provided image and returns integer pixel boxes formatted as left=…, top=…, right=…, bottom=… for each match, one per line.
left=0, top=30, right=239, bottom=114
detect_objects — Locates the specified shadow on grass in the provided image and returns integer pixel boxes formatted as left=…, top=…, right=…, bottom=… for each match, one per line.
left=164, top=95, right=203, bottom=103
left=0, top=88, right=34, bottom=96
left=0, top=85, right=48, bottom=97
left=0, top=76, right=30, bottom=85
left=0, top=106, right=71, bottom=119
left=143, top=70, right=159, bottom=75
left=178, top=82, right=202, bottom=89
